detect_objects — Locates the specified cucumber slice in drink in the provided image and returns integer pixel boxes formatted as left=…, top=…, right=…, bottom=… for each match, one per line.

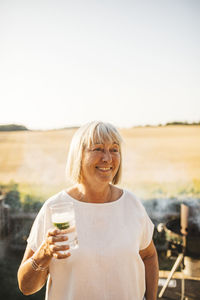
left=53, top=222, right=70, bottom=230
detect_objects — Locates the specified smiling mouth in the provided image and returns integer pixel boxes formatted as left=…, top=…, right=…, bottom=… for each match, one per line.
left=96, top=167, right=112, bottom=171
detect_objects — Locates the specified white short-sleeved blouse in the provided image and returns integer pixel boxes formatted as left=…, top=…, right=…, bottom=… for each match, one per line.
left=27, top=189, right=154, bottom=300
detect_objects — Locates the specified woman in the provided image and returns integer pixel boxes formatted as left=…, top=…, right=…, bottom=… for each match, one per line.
left=18, top=121, right=159, bottom=300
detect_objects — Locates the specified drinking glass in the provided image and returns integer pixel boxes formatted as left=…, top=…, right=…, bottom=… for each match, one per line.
left=50, top=202, right=79, bottom=253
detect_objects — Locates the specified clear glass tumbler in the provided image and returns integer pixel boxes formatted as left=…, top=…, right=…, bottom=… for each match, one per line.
left=50, top=202, right=79, bottom=253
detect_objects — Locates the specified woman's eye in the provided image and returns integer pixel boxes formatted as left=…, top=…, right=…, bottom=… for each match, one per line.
left=93, top=147, right=102, bottom=151
left=111, top=148, right=119, bottom=152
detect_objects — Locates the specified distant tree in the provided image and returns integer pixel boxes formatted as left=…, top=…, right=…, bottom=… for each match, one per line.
left=0, top=124, right=28, bottom=131
left=4, top=182, right=21, bottom=212
left=22, top=194, right=42, bottom=212
left=166, top=121, right=200, bottom=126
left=166, top=121, right=188, bottom=126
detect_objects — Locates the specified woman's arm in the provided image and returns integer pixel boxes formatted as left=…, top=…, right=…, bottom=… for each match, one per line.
left=17, top=229, right=70, bottom=295
left=139, top=240, right=159, bottom=300
left=17, top=245, right=49, bottom=295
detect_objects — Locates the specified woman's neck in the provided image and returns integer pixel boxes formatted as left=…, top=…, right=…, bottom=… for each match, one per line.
left=75, top=183, right=113, bottom=204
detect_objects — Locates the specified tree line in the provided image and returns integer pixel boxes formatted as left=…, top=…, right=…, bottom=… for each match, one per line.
left=1, top=121, right=200, bottom=132
left=0, top=124, right=28, bottom=131
left=0, top=182, right=42, bottom=213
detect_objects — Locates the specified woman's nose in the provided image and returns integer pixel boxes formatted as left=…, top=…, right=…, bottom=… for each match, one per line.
left=102, top=150, right=112, bottom=163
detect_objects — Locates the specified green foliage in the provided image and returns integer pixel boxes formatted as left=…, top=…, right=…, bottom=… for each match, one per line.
left=0, top=124, right=28, bottom=131
left=18, top=182, right=65, bottom=202
left=0, top=183, right=45, bottom=299
left=22, top=194, right=42, bottom=212
left=192, top=179, right=200, bottom=195
left=134, top=121, right=200, bottom=128
left=3, top=182, right=21, bottom=212
left=0, top=182, right=43, bottom=213
left=10, top=215, right=36, bottom=250
left=166, top=121, right=200, bottom=126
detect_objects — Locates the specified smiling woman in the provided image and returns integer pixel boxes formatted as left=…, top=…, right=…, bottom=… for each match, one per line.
left=17, top=121, right=159, bottom=300
left=65, top=121, right=123, bottom=186
left=81, top=141, right=120, bottom=192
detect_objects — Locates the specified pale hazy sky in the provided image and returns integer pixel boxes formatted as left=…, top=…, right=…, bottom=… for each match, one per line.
left=0, top=0, right=200, bottom=130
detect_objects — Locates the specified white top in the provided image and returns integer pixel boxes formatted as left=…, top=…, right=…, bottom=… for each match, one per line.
left=27, top=189, right=154, bottom=300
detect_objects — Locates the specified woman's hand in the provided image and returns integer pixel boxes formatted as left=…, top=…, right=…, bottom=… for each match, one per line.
left=17, top=228, right=72, bottom=295
left=41, top=228, right=71, bottom=260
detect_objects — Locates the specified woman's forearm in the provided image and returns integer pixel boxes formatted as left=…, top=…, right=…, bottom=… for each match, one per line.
left=17, top=243, right=51, bottom=295
left=18, top=229, right=70, bottom=295
left=143, top=252, right=159, bottom=300
left=17, top=258, right=49, bottom=295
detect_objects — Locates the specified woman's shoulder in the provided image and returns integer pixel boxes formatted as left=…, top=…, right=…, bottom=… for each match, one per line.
left=122, top=189, right=146, bottom=211
left=43, top=190, right=70, bottom=208
left=109, top=186, right=141, bottom=204
left=121, top=188, right=136, bottom=200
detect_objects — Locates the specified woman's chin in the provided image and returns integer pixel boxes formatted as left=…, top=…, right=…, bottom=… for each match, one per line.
left=96, top=173, right=113, bottom=183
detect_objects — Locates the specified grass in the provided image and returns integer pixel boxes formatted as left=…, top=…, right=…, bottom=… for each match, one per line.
left=0, top=126, right=200, bottom=200
left=17, top=182, right=67, bottom=202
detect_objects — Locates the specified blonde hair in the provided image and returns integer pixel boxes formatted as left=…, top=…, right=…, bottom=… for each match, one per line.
left=66, top=121, right=123, bottom=184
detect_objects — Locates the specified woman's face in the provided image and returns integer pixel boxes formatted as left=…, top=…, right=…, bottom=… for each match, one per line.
left=81, top=141, right=121, bottom=186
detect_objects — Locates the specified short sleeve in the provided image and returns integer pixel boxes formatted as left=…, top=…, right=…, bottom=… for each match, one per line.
left=27, top=191, right=68, bottom=252
left=27, top=204, right=47, bottom=252
left=139, top=210, right=154, bottom=250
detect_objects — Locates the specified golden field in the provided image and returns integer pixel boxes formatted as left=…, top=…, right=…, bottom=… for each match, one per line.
left=0, top=126, right=200, bottom=199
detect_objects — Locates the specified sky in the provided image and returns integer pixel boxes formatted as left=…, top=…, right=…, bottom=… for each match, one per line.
left=0, top=0, right=200, bottom=130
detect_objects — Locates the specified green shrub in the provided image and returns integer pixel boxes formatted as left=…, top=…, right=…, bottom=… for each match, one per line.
left=22, top=194, right=42, bottom=212
left=3, top=183, right=21, bottom=212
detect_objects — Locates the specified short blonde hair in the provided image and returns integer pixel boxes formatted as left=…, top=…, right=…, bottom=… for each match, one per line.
left=66, top=121, right=123, bottom=184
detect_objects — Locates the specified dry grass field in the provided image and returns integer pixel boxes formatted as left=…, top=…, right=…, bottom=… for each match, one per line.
left=0, top=125, right=200, bottom=200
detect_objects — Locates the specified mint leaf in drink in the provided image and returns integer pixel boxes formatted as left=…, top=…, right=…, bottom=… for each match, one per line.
left=53, top=222, right=70, bottom=230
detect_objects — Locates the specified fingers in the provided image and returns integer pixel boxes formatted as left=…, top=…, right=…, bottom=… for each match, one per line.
left=45, top=229, right=71, bottom=259
left=53, top=251, right=71, bottom=259
left=47, top=228, right=63, bottom=236
left=48, top=234, right=68, bottom=244
left=49, top=244, right=70, bottom=253
left=50, top=243, right=71, bottom=260
left=47, top=227, right=75, bottom=237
